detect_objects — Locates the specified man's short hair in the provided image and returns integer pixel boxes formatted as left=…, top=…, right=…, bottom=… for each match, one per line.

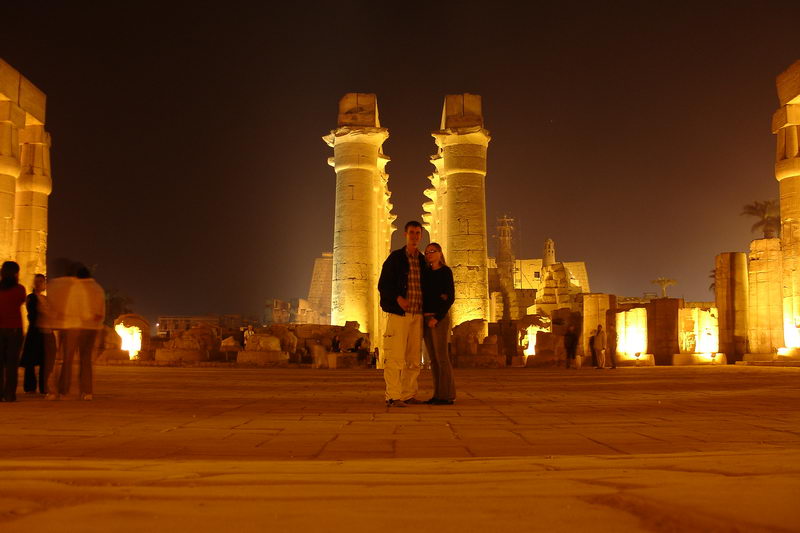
left=404, top=220, right=423, bottom=232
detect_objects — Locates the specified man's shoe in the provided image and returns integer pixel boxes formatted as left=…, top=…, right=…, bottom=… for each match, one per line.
left=424, top=398, right=438, bottom=404
left=81, top=393, right=93, bottom=401
left=386, top=399, right=407, bottom=408
left=45, top=393, right=58, bottom=401
left=404, top=397, right=424, bottom=405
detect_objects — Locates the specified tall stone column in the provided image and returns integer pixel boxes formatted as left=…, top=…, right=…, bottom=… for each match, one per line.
left=715, top=252, right=749, bottom=361
left=773, top=60, right=800, bottom=351
left=746, top=238, right=783, bottom=356
left=431, top=94, right=490, bottom=334
left=0, top=100, right=24, bottom=263
left=13, top=124, right=52, bottom=288
left=323, top=93, right=393, bottom=344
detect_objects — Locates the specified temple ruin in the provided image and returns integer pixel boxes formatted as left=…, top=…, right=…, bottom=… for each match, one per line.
left=0, top=58, right=51, bottom=288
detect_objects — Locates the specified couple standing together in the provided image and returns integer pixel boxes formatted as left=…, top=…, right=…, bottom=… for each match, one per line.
left=378, top=221, right=455, bottom=407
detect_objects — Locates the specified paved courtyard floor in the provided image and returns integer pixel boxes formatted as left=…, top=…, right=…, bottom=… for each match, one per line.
left=0, top=365, right=798, bottom=532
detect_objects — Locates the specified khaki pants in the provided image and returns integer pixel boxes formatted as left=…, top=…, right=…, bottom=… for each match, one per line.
left=52, top=329, right=98, bottom=396
left=383, top=312, right=422, bottom=401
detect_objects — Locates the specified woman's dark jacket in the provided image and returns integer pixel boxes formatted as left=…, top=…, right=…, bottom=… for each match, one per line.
left=20, top=293, right=44, bottom=366
left=422, top=265, right=455, bottom=321
left=378, top=247, right=427, bottom=316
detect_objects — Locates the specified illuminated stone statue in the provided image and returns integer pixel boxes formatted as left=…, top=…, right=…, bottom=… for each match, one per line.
left=323, top=94, right=396, bottom=346
left=773, top=60, right=800, bottom=352
left=0, top=59, right=51, bottom=289
left=425, top=94, right=490, bottom=334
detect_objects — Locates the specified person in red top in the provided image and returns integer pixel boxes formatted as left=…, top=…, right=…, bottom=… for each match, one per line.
left=0, top=261, right=26, bottom=402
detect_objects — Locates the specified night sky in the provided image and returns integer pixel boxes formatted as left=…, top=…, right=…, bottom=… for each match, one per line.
left=2, top=1, right=799, bottom=324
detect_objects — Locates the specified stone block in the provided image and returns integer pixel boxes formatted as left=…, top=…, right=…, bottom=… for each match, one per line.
left=441, top=93, right=483, bottom=129
left=19, top=76, right=45, bottom=124
left=777, top=60, right=800, bottom=106
left=155, top=348, right=207, bottom=363
left=326, top=352, right=360, bottom=369
left=0, top=59, right=20, bottom=103
left=237, top=350, right=289, bottom=367
left=337, top=93, right=379, bottom=127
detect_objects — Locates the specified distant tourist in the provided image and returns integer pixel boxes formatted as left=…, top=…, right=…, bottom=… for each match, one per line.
left=331, top=335, right=340, bottom=353
left=244, top=325, right=255, bottom=347
left=20, top=274, right=56, bottom=394
left=421, top=242, right=456, bottom=405
left=589, top=328, right=598, bottom=368
left=44, top=263, right=105, bottom=400
left=595, top=324, right=607, bottom=369
left=564, top=325, right=579, bottom=370
left=0, top=261, right=26, bottom=402
left=377, top=220, right=426, bottom=407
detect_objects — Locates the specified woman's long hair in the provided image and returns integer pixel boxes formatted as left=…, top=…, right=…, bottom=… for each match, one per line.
left=427, top=242, right=447, bottom=266
left=0, top=261, right=20, bottom=290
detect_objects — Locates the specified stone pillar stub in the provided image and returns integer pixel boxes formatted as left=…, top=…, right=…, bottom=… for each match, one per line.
left=432, top=95, right=490, bottom=334
left=715, top=252, right=749, bottom=361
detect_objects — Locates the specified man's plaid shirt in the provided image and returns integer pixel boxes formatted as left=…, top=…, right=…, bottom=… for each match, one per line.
left=406, top=249, right=422, bottom=313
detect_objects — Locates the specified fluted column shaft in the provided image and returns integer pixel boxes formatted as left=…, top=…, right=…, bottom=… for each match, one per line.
left=0, top=101, right=25, bottom=263
left=326, top=127, right=389, bottom=337
left=14, top=124, right=52, bottom=288
left=433, top=129, right=490, bottom=330
left=773, top=61, right=800, bottom=348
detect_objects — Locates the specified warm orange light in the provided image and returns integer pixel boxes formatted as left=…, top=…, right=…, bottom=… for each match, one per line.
left=115, top=324, right=142, bottom=360
left=616, top=308, right=647, bottom=360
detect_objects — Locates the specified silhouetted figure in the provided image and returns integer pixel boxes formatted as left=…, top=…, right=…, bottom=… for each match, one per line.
left=0, top=261, right=25, bottom=402
left=595, top=324, right=607, bottom=369
left=20, top=274, right=55, bottom=394
left=589, top=329, right=598, bottom=368
left=564, top=325, right=579, bottom=370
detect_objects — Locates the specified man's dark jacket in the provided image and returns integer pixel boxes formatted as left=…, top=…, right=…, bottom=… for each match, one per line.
left=378, top=247, right=427, bottom=316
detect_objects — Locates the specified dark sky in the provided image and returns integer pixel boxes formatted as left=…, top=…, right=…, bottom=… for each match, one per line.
left=2, top=1, right=798, bottom=323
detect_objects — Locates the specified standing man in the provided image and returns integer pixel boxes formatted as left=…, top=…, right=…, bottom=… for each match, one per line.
left=594, top=324, right=607, bottom=369
left=378, top=221, right=426, bottom=407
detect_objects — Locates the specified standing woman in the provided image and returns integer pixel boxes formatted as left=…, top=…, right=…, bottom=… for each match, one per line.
left=20, top=274, right=50, bottom=394
left=0, top=261, right=27, bottom=402
left=422, top=243, right=456, bottom=405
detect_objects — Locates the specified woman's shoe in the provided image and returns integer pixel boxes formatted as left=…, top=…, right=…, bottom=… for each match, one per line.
left=430, top=398, right=454, bottom=405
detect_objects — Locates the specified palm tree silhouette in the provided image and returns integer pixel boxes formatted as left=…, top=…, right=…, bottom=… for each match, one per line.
left=741, top=200, right=780, bottom=239
left=651, top=277, right=677, bottom=298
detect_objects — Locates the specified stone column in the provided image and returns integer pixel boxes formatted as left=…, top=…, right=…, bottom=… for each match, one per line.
left=0, top=100, right=24, bottom=263
left=715, top=252, right=749, bottom=361
left=773, top=60, right=800, bottom=351
left=746, top=238, right=783, bottom=356
left=13, top=124, right=52, bottom=288
left=431, top=94, right=490, bottom=334
left=542, top=238, right=556, bottom=268
left=323, top=93, right=392, bottom=344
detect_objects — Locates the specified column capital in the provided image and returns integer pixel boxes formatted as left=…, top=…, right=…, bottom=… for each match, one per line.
left=323, top=126, right=389, bottom=148
left=432, top=127, right=491, bottom=149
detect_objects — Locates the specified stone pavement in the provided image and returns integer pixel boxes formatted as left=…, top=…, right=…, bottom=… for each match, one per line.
left=0, top=366, right=798, bottom=532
